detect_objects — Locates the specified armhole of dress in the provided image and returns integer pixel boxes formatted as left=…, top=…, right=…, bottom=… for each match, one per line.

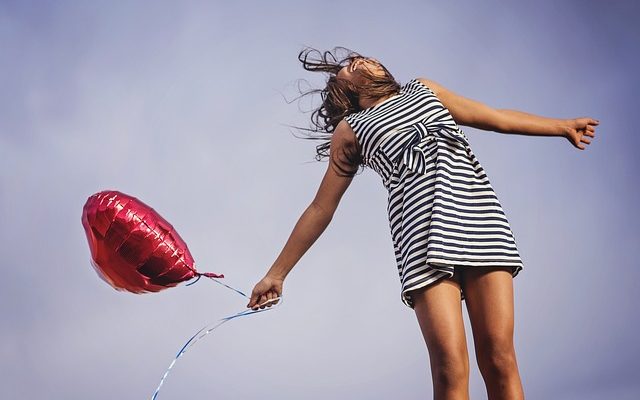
left=343, top=115, right=359, bottom=141
left=343, top=114, right=354, bottom=130
left=342, top=115, right=366, bottom=168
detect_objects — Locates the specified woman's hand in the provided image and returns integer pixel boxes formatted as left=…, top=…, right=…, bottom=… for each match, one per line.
left=246, top=274, right=284, bottom=311
left=564, top=117, right=599, bottom=150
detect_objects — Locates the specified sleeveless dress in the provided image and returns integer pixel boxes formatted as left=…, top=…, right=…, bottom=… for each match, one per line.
left=344, top=78, right=524, bottom=309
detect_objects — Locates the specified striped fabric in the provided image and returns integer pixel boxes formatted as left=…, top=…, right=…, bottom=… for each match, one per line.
left=344, top=78, right=523, bottom=309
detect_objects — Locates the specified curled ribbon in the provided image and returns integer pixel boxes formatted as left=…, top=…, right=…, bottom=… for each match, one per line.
left=151, top=276, right=283, bottom=400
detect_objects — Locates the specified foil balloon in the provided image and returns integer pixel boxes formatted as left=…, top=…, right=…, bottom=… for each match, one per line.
left=81, top=190, right=223, bottom=293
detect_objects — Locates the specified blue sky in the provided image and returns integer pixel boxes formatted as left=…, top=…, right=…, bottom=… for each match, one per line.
left=1, top=1, right=639, bottom=399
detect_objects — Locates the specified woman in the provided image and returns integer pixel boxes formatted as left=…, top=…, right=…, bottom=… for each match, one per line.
left=246, top=47, right=598, bottom=399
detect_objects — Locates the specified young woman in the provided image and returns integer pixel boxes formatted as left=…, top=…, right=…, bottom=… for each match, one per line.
left=246, top=47, right=598, bottom=399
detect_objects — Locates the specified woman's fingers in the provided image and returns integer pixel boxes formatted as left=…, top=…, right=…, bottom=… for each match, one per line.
left=251, top=294, right=263, bottom=310
left=267, top=291, right=280, bottom=307
left=248, top=289, right=262, bottom=309
left=266, top=291, right=275, bottom=307
left=247, top=293, right=257, bottom=308
left=569, top=118, right=599, bottom=150
left=258, top=294, right=267, bottom=310
left=569, top=130, right=585, bottom=150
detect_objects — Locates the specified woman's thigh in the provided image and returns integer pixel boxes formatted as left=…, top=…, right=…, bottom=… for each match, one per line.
left=410, top=271, right=469, bottom=370
left=461, top=267, right=516, bottom=358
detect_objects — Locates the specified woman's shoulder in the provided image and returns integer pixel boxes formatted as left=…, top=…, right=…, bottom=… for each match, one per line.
left=411, top=77, right=444, bottom=97
left=406, top=77, right=437, bottom=94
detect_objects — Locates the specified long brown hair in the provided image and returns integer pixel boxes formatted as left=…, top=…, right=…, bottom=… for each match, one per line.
left=291, top=46, right=401, bottom=177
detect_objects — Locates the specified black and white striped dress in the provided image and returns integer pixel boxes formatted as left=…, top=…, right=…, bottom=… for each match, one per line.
left=344, top=78, right=523, bottom=309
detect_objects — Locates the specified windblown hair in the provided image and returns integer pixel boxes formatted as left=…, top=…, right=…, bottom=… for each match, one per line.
left=292, top=46, right=401, bottom=177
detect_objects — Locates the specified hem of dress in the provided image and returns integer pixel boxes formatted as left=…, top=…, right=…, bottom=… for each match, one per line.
left=400, top=259, right=523, bottom=310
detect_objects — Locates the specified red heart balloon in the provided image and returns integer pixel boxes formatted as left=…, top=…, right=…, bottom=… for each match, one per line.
left=81, top=190, right=223, bottom=293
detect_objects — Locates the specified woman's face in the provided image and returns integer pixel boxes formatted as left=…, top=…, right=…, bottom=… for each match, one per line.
left=337, top=57, right=385, bottom=86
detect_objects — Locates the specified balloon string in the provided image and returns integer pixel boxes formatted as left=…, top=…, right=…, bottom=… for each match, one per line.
left=188, top=273, right=249, bottom=298
left=151, top=279, right=282, bottom=400
left=204, top=276, right=250, bottom=298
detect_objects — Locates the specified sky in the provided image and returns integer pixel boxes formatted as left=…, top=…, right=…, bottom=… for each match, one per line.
left=1, top=0, right=639, bottom=399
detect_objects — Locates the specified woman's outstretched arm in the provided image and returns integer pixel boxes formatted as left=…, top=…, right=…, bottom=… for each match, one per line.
left=417, top=78, right=599, bottom=150
left=247, top=120, right=356, bottom=309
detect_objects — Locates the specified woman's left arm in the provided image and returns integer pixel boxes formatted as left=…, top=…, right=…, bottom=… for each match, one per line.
left=418, top=78, right=599, bottom=150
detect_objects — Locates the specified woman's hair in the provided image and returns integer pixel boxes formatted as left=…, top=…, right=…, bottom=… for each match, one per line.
left=291, top=46, right=401, bottom=177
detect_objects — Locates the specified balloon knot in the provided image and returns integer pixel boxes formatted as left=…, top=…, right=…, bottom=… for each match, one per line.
left=202, top=272, right=224, bottom=279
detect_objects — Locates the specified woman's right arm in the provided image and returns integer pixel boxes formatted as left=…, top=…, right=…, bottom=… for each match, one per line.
left=247, top=120, right=357, bottom=309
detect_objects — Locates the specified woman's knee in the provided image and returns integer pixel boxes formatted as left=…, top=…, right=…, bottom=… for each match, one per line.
left=475, top=335, right=518, bottom=378
left=429, top=345, right=470, bottom=387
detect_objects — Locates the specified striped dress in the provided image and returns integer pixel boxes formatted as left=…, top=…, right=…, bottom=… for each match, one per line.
left=344, top=78, right=523, bottom=309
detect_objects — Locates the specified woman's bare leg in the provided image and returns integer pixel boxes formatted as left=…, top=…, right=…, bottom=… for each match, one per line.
left=410, top=268, right=470, bottom=400
left=462, top=266, right=524, bottom=400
